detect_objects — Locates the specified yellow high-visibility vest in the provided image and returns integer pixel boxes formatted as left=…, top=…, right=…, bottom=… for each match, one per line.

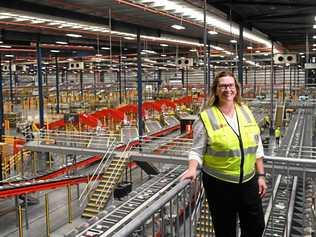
left=200, top=104, right=260, bottom=183
left=275, top=128, right=281, bottom=138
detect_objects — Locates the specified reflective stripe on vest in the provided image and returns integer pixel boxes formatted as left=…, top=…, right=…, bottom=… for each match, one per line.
left=206, top=146, right=257, bottom=158
left=203, top=165, right=255, bottom=183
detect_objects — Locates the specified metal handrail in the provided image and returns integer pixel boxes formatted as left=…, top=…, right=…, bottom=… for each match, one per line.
left=79, top=137, right=118, bottom=205
left=112, top=179, right=192, bottom=237
left=95, top=141, right=134, bottom=208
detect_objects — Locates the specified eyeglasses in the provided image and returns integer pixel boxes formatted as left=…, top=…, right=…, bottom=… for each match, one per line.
left=218, top=83, right=235, bottom=90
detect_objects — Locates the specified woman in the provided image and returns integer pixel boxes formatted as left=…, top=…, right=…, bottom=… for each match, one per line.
left=182, top=71, right=266, bottom=237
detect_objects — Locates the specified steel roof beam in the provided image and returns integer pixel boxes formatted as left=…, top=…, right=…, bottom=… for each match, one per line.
left=208, top=0, right=316, bottom=8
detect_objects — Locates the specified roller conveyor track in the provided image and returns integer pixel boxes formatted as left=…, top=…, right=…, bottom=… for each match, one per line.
left=264, top=108, right=313, bottom=237
left=264, top=175, right=295, bottom=237
left=75, top=165, right=186, bottom=237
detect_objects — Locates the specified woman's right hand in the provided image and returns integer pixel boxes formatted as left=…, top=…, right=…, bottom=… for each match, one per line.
left=181, top=168, right=197, bottom=181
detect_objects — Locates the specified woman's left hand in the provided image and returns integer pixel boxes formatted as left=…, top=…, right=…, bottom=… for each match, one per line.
left=258, top=176, right=267, bottom=198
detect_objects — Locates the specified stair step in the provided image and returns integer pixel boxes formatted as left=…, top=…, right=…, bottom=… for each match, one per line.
left=81, top=212, right=95, bottom=219
left=83, top=207, right=99, bottom=213
left=90, top=197, right=110, bottom=203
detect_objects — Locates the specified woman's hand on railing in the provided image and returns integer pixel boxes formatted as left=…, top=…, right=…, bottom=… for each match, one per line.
left=181, top=168, right=198, bottom=181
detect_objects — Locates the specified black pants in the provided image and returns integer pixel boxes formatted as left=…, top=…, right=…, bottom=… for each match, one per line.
left=202, top=172, right=265, bottom=237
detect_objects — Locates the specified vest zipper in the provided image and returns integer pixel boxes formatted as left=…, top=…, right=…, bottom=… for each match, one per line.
left=237, top=135, right=245, bottom=184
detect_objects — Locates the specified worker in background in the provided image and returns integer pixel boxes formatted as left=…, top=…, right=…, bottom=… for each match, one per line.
left=264, top=115, right=270, bottom=128
left=182, top=71, right=266, bottom=237
left=275, top=127, right=281, bottom=147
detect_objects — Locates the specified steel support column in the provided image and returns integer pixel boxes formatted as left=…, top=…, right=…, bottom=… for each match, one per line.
left=181, top=68, right=184, bottom=87
left=0, top=54, right=3, bottom=180
left=0, top=55, right=4, bottom=138
left=157, top=69, right=162, bottom=97
left=203, top=0, right=208, bottom=102
left=79, top=69, right=83, bottom=100
left=36, top=41, right=44, bottom=129
left=186, top=67, right=189, bottom=96
left=93, top=70, right=97, bottom=99
left=305, top=33, right=309, bottom=88
left=238, top=23, right=244, bottom=95
left=289, top=65, right=292, bottom=97
left=254, top=65, right=256, bottom=95
left=124, top=68, right=127, bottom=103
left=264, top=65, right=267, bottom=91
left=283, top=64, right=285, bottom=103
left=55, top=56, right=60, bottom=114
left=270, top=41, right=274, bottom=135
left=136, top=28, right=143, bottom=138
left=118, top=55, right=122, bottom=104
left=207, top=42, right=211, bottom=96
left=9, top=59, right=13, bottom=105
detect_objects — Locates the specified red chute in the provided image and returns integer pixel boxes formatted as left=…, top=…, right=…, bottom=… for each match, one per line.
left=117, top=104, right=138, bottom=113
left=47, top=119, right=65, bottom=130
left=79, top=114, right=99, bottom=128
left=156, top=99, right=176, bottom=109
left=92, top=109, right=124, bottom=122
left=142, top=101, right=162, bottom=112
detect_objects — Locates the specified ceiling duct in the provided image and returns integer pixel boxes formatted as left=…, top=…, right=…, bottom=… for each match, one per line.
left=273, top=54, right=297, bottom=64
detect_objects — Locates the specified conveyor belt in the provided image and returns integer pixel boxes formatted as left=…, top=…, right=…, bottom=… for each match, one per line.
left=74, top=166, right=186, bottom=237
left=263, top=108, right=313, bottom=237
left=264, top=175, right=295, bottom=237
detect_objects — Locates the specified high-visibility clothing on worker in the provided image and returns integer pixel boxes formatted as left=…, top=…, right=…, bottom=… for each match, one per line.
left=275, top=127, right=281, bottom=138
left=200, top=104, right=260, bottom=184
left=264, top=116, right=270, bottom=123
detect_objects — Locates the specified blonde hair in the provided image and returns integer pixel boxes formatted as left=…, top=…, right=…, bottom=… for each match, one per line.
left=203, top=71, right=242, bottom=110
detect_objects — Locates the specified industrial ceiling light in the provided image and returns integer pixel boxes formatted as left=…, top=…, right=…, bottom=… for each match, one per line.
left=208, top=30, right=218, bottom=35
left=161, top=54, right=167, bottom=57
left=123, top=36, right=135, bottom=40
left=0, top=11, right=109, bottom=33
left=136, top=0, right=271, bottom=47
left=66, top=33, right=82, bottom=38
left=299, top=52, right=304, bottom=55
left=212, top=46, right=224, bottom=51
left=171, top=24, right=186, bottom=30
left=189, top=49, right=197, bottom=52
left=56, top=41, right=68, bottom=45
left=160, top=43, right=169, bottom=47
left=5, top=54, right=14, bottom=57
left=0, top=45, right=12, bottom=48
left=230, top=39, right=237, bottom=44
left=142, top=49, right=157, bottom=54
left=50, top=50, right=60, bottom=53
left=313, top=36, right=316, bottom=39
left=255, top=50, right=260, bottom=53
left=224, top=50, right=233, bottom=55
left=247, top=46, right=253, bottom=49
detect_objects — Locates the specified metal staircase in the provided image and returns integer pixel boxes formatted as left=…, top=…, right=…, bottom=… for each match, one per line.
left=81, top=144, right=132, bottom=219
left=274, top=104, right=285, bottom=128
